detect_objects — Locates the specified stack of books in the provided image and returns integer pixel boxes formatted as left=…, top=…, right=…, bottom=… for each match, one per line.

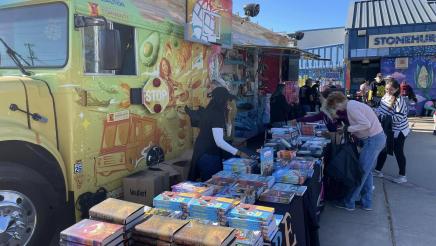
left=173, top=220, right=237, bottom=246
left=188, top=196, right=239, bottom=226
left=259, top=183, right=307, bottom=203
left=234, top=229, right=263, bottom=246
left=272, top=168, right=306, bottom=185
left=223, top=158, right=257, bottom=174
left=133, top=215, right=189, bottom=245
left=227, top=204, right=277, bottom=242
left=271, top=127, right=299, bottom=139
left=171, top=181, right=214, bottom=196
left=271, top=183, right=308, bottom=196
left=211, top=171, right=239, bottom=184
left=60, top=219, right=124, bottom=246
left=215, top=182, right=265, bottom=204
left=88, top=198, right=146, bottom=243
left=274, top=157, right=316, bottom=170
left=153, top=192, right=198, bottom=218
left=258, top=189, right=295, bottom=204
left=237, top=173, right=275, bottom=189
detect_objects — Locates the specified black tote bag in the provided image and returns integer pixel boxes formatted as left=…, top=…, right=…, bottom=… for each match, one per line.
left=327, top=132, right=363, bottom=189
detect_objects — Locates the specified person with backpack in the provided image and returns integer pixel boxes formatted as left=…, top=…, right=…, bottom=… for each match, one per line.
left=373, top=79, right=410, bottom=184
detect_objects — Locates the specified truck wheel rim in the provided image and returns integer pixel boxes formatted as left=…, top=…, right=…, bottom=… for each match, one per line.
left=0, top=190, right=37, bottom=245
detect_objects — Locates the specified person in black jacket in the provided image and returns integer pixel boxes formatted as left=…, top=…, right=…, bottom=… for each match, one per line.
left=369, top=73, right=386, bottom=107
left=189, top=87, right=250, bottom=181
left=300, top=79, right=314, bottom=114
left=270, top=83, right=291, bottom=127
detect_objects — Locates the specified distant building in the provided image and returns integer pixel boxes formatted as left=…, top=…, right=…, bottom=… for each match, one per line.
left=346, top=0, right=436, bottom=101
left=298, top=27, right=346, bottom=88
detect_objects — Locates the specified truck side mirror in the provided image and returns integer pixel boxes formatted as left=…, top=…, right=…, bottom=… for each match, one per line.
left=74, top=15, right=107, bottom=28
left=98, top=29, right=122, bottom=70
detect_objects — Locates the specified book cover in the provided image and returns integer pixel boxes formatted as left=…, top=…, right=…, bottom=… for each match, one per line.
left=272, top=183, right=308, bottom=196
left=89, top=198, right=144, bottom=225
left=134, top=215, right=189, bottom=242
left=259, top=189, right=295, bottom=204
left=234, top=229, right=262, bottom=246
left=171, top=182, right=214, bottom=196
left=153, top=192, right=196, bottom=212
left=228, top=204, right=274, bottom=222
left=260, top=148, right=274, bottom=176
left=173, top=221, right=236, bottom=246
left=272, top=168, right=305, bottom=185
left=60, top=219, right=123, bottom=246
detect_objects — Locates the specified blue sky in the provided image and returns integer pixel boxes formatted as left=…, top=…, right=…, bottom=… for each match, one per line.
left=233, top=0, right=352, bottom=33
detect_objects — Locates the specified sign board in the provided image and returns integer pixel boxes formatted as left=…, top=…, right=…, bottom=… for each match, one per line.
left=369, top=31, right=436, bottom=49
left=142, top=78, right=169, bottom=114
left=395, top=57, right=409, bottom=69
left=185, top=0, right=233, bottom=48
left=107, top=110, right=130, bottom=122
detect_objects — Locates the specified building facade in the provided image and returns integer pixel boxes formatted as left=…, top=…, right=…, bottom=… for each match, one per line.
left=298, top=27, right=346, bottom=88
left=346, top=0, right=436, bottom=101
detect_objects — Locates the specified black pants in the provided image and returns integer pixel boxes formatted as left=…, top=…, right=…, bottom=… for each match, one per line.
left=196, top=154, right=222, bottom=181
left=375, top=132, right=407, bottom=176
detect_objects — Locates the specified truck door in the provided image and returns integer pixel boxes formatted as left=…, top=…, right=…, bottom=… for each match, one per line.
left=75, top=19, right=159, bottom=188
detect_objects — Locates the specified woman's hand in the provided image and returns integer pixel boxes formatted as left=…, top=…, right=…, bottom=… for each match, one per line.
left=237, top=150, right=250, bottom=159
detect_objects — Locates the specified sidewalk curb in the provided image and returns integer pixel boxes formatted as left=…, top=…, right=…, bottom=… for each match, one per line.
left=382, top=180, right=396, bottom=246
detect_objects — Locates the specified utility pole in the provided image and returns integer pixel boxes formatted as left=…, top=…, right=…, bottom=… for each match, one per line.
left=24, top=43, right=37, bottom=66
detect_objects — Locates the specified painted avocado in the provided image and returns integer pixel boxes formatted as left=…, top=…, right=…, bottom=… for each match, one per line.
left=141, top=32, right=160, bottom=67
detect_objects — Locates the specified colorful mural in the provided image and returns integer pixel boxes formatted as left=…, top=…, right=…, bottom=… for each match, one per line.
left=186, top=0, right=233, bottom=48
left=381, top=56, right=436, bottom=100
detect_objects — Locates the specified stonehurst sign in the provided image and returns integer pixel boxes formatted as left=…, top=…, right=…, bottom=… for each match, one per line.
left=368, top=31, right=436, bottom=49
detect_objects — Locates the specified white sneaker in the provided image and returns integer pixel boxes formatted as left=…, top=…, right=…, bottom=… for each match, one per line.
left=373, top=170, right=384, bottom=178
left=393, top=175, right=407, bottom=184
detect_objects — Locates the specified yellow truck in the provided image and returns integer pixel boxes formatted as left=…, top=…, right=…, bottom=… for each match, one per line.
left=0, top=0, right=220, bottom=244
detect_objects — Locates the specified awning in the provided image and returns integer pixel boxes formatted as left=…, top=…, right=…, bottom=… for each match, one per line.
left=233, top=44, right=324, bottom=60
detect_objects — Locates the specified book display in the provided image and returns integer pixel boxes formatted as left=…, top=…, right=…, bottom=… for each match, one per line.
left=61, top=122, right=328, bottom=246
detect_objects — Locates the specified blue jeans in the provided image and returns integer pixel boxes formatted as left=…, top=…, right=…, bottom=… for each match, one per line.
left=345, top=132, right=386, bottom=209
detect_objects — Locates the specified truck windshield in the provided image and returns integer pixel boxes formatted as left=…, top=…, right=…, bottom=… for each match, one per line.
left=0, top=3, right=68, bottom=68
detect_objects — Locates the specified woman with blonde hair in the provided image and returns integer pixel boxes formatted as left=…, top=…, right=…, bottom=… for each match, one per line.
left=325, top=92, right=386, bottom=211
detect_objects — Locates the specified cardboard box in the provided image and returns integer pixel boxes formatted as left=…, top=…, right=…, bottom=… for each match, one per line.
left=123, top=169, right=170, bottom=206
left=165, top=149, right=193, bottom=181
left=171, top=161, right=191, bottom=181
left=155, top=163, right=182, bottom=186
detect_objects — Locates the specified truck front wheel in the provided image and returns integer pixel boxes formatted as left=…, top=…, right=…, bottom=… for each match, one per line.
left=0, top=163, right=58, bottom=245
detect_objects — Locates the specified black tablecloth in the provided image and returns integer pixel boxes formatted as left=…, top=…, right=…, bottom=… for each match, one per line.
left=257, top=164, right=322, bottom=246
